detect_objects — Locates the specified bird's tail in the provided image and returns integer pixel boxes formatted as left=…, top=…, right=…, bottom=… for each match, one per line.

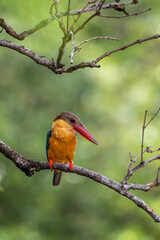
left=52, top=170, right=62, bottom=186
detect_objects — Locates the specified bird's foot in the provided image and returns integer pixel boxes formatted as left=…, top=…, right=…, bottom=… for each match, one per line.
left=49, top=159, right=54, bottom=170
left=69, top=160, right=73, bottom=172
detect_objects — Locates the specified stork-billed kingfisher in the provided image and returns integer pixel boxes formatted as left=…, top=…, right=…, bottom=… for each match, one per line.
left=46, top=111, right=98, bottom=186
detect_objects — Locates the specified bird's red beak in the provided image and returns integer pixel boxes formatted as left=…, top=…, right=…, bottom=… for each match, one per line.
left=73, top=124, right=99, bottom=145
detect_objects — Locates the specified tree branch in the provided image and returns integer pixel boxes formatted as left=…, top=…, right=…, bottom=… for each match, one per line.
left=66, top=1, right=139, bottom=16
left=94, top=34, right=160, bottom=63
left=0, top=1, right=159, bottom=74
left=122, top=109, right=160, bottom=184
left=97, top=8, right=151, bottom=18
left=0, top=1, right=139, bottom=41
left=0, top=17, right=56, bottom=40
left=1, top=33, right=159, bottom=74
left=141, top=110, right=148, bottom=163
left=0, top=39, right=57, bottom=72
left=70, top=35, right=119, bottom=64
left=1, top=136, right=160, bottom=222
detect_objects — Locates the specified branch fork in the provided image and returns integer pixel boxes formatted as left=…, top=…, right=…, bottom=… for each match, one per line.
left=0, top=1, right=159, bottom=74
left=1, top=108, right=160, bottom=222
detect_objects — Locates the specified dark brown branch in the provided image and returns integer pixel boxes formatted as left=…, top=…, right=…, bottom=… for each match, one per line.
left=1, top=138, right=160, bottom=222
left=145, top=108, right=160, bottom=128
left=141, top=110, right=148, bottom=163
left=0, top=39, right=100, bottom=73
left=0, top=1, right=139, bottom=41
left=1, top=33, right=160, bottom=74
left=74, top=13, right=97, bottom=35
left=123, top=191, right=160, bottom=223
left=122, top=109, right=160, bottom=184
left=141, top=108, right=160, bottom=162
left=72, top=0, right=105, bottom=35
left=122, top=148, right=148, bottom=184
left=98, top=8, right=151, bottom=18
left=94, top=34, right=160, bottom=63
left=70, top=0, right=91, bottom=30
left=122, top=148, right=160, bottom=183
left=0, top=39, right=57, bottom=72
left=156, top=167, right=160, bottom=182
left=0, top=17, right=55, bottom=40
left=131, top=154, right=160, bottom=174
left=0, top=1, right=158, bottom=74
left=67, top=1, right=139, bottom=16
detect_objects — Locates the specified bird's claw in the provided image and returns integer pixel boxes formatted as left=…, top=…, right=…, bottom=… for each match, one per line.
left=49, top=159, right=54, bottom=170
left=69, top=160, right=73, bottom=172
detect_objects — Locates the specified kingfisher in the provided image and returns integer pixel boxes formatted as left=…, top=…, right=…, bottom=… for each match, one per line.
left=46, top=111, right=98, bottom=186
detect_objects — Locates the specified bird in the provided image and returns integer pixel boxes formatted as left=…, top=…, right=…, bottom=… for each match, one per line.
left=46, top=111, right=98, bottom=186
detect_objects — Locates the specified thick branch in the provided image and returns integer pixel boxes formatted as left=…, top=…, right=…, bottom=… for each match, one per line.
left=0, top=39, right=100, bottom=73
left=0, top=139, right=160, bottom=222
left=66, top=1, right=139, bottom=16
left=0, top=39, right=57, bottom=72
left=0, top=17, right=55, bottom=40
left=1, top=33, right=160, bottom=74
left=0, top=1, right=159, bottom=74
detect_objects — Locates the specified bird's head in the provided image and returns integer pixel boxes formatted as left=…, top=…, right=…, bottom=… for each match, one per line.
left=54, top=111, right=99, bottom=145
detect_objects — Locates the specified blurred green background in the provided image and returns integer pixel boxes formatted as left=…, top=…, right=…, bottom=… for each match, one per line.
left=0, top=1, right=160, bottom=239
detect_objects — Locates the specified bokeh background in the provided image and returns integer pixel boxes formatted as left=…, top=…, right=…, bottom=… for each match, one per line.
left=0, top=1, right=160, bottom=239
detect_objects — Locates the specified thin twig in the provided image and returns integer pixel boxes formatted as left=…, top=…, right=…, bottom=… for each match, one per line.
left=76, top=36, right=119, bottom=48
left=74, top=13, right=97, bottom=34
left=141, top=108, right=160, bottom=162
left=49, top=0, right=56, bottom=16
left=70, top=0, right=91, bottom=30
left=156, top=167, right=160, bottom=182
left=67, top=0, right=71, bottom=31
left=122, top=147, right=148, bottom=184
left=147, top=147, right=160, bottom=153
left=122, top=108, right=160, bottom=184
left=141, top=110, right=147, bottom=163
left=54, top=0, right=60, bottom=15
left=70, top=36, right=119, bottom=64
left=132, top=154, right=160, bottom=174
left=98, top=8, right=151, bottom=18
left=97, top=0, right=106, bottom=13
left=145, top=107, right=160, bottom=128
left=94, top=34, right=160, bottom=64
left=70, top=31, right=75, bottom=64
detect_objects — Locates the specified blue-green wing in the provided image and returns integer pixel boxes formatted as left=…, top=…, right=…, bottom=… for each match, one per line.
left=46, top=129, right=52, bottom=161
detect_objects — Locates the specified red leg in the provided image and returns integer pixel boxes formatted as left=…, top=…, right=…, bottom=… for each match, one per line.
left=49, top=159, right=54, bottom=170
left=69, top=160, right=73, bottom=172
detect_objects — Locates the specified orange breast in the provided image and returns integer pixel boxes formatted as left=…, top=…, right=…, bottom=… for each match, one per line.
left=48, top=119, right=77, bottom=164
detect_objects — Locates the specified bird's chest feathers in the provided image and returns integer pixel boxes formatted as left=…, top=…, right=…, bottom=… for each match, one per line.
left=48, top=120, right=77, bottom=162
left=53, top=120, right=76, bottom=143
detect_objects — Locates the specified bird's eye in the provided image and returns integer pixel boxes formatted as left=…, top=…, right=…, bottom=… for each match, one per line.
left=70, top=118, right=76, bottom=123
